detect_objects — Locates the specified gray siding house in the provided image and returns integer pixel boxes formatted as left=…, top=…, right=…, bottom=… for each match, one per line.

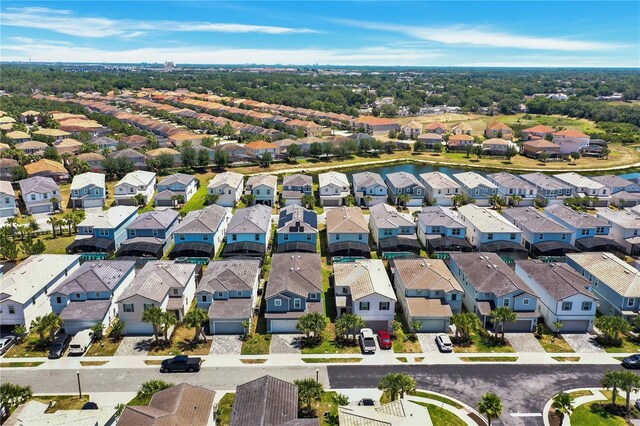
left=352, top=172, right=388, bottom=207
left=281, top=174, right=312, bottom=206
left=224, top=204, right=273, bottom=257
left=119, top=209, right=180, bottom=258
left=385, top=172, right=425, bottom=207
left=416, top=206, right=471, bottom=253
left=19, top=176, right=61, bottom=214
left=70, top=172, right=106, bottom=209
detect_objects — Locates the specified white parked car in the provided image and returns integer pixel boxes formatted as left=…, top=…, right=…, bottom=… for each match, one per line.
left=69, top=330, right=93, bottom=356
left=359, top=328, right=377, bottom=354
left=0, top=336, right=16, bottom=355
left=435, top=333, right=453, bottom=353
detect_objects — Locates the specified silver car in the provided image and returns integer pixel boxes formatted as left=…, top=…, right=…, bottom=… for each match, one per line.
left=435, top=334, right=453, bottom=352
left=0, top=336, right=16, bottom=355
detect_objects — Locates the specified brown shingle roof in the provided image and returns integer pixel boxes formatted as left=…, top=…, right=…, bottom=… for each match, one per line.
left=230, top=376, right=299, bottom=426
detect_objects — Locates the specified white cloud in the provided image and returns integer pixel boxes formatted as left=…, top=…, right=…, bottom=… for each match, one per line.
left=338, top=20, right=621, bottom=51
left=1, top=7, right=318, bottom=38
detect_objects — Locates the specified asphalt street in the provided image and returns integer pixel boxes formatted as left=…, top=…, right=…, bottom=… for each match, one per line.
left=1, top=363, right=625, bottom=425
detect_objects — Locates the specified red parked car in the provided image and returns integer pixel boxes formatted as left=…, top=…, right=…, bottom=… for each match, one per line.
left=376, top=330, right=392, bottom=350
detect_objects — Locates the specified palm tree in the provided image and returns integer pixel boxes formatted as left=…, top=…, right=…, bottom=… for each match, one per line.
left=242, top=193, right=256, bottom=206
left=510, top=194, right=523, bottom=207
left=296, top=312, right=327, bottom=343
left=451, top=312, right=480, bottom=343
left=0, top=383, right=33, bottom=416
left=110, top=317, right=126, bottom=340
left=397, top=194, right=411, bottom=208
left=64, top=215, right=74, bottom=236
left=301, top=194, right=315, bottom=209
left=619, top=371, right=640, bottom=412
left=452, top=194, right=466, bottom=208
left=133, top=193, right=146, bottom=207
left=41, top=312, right=63, bottom=341
left=364, top=195, right=373, bottom=206
left=294, top=378, right=324, bottom=415
left=30, top=316, right=48, bottom=342
left=6, top=217, right=18, bottom=242
left=141, top=306, right=164, bottom=343
left=410, top=319, right=423, bottom=334
left=491, top=307, right=516, bottom=341
left=477, top=393, right=503, bottom=426
left=161, top=311, right=178, bottom=341
left=27, top=219, right=39, bottom=233
left=136, top=380, right=173, bottom=404
left=50, top=196, right=60, bottom=211
left=335, top=313, right=365, bottom=343
left=183, top=308, right=208, bottom=342
left=551, top=392, right=573, bottom=422
left=602, top=370, right=624, bottom=405
left=344, top=194, right=356, bottom=207
left=489, top=194, right=503, bottom=209
left=553, top=320, right=565, bottom=337
left=378, top=373, right=417, bottom=401
left=205, top=193, right=219, bottom=205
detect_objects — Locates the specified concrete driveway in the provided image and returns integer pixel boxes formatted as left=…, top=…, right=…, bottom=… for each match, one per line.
left=114, top=337, right=153, bottom=356
left=563, top=333, right=605, bottom=353
left=209, top=335, right=243, bottom=355
left=417, top=333, right=444, bottom=354
left=270, top=334, right=303, bottom=354
left=505, top=333, right=545, bottom=353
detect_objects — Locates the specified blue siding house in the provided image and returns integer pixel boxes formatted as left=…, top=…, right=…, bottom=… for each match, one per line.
left=170, top=204, right=231, bottom=259
left=368, top=203, right=419, bottom=254
left=503, top=206, right=577, bottom=257
left=223, top=204, right=272, bottom=258
left=276, top=204, right=318, bottom=253
left=68, top=206, right=139, bottom=254
left=118, top=209, right=180, bottom=258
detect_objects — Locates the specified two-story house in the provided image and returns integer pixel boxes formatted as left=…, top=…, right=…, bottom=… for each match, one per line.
left=119, top=209, right=180, bottom=258
left=449, top=252, right=539, bottom=332
left=451, top=122, right=473, bottom=135
left=595, top=208, right=640, bottom=255
left=207, top=171, right=244, bottom=207
left=385, top=172, right=425, bottom=207
left=484, top=122, right=513, bottom=140
left=567, top=252, right=640, bottom=319
left=552, top=130, right=590, bottom=154
left=419, top=172, right=461, bottom=207
left=115, top=170, right=157, bottom=206
left=196, top=259, right=261, bottom=334
left=281, top=174, right=313, bottom=207
left=19, top=176, right=61, bottom=214
left=416, top=206, right=472, bottom=253
left=326, top=206, right=370, bottom=257
left=457, top=204, right=526, bottom=260
left=0, top=181, right=17, bottom=218
left=514, top=260, right=597, bottom=333
left=92, top=136, right=119, bottom=152
left=223, top=204, right=272, bottom=257
left=48, top=260, right=136, bottom=334
left=109, top=149, right=147, bottom=170
left=70, top=172, right=106, bottom=209
left=117, top=261, right=198, bottom=335
left=334, top=259, right=397, bottom=331
left=487, top=172, right=537, bottom=206
left=424, top=122, right=447, bottom=135
left=170, top=204, right=231, bottom=259
left=155, top=173, right=198, bottom=207
left=68, top=206, right=139, bottom=254
left=245, top=174, right=278, bottom=207
left=520, top=172, right=574, bottom=205
left=318, top=172, right=350, bottom=207
left=352, top=172, right=388, bottom=207
left=368, top=203, right=419, bottom=254
left=0, top=255, right=80, bottom=329
left=453, top=172, right=498, bottom=206
left=76, top=153, right=106, bottom=172
left=544, top=203, right=620, bottom=252
left=0, top=158, right=19, bottom=181
left=265, top=253, right=323, bottom=333
left=244, top=140, right=280, bottom=158
left=554, top=172, right=610, bottom=206
left=392, top=258, right=463, bottom=332
left=593, top=175, right=640, bottom=207
left=503, top=207, right=576, bottom=257
left=521, top=125, right=555, bottom=141
left=276, top=204, right=318, bottom=253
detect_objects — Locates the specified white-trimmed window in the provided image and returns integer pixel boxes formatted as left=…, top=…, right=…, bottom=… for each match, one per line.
left=8, top=305, right=15, bottom=314
left=628, top=298, right=635, bottom=307
left=293, top=299, right=302, bottom=309
left=359, top=302, right=370, bottom=311
left=581, top=302, right=592, bottom=311
left=274, top=299, right=282, bottom=307
left=379, top=302, right=390, bottom=311
left=143, top=303, right=154, bottom=310
left=123, top=304, right=134, bottom=313
left=523, top=299, right=530, bottom=305
left=562, top=301, right=573, bottom=311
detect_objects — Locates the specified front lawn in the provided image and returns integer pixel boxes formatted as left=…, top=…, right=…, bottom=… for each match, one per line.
left=601, top=336, right=640, bottom=353
left=408, top=391, right=463, bottom=409
left=301, top=323, right=361, bottom=355
left=453, top=330, right=515, bottom=353
left=570, top=401, right=628, bottom=426
left=552, top=356, right=581, bottom=362
left=33, top=395, right=90, bottom=413
left=215, top=393, right=236, bottom=426
left=4, top=333, right=51, bottom=358
left=85, top=335, right=123, bottom=357
left=180, top=181, right=209, bottom=214
left=411, top=401, right=467, bottom=426
left=538, top=328, right=575, bottom=353
left=241, top=334, right=271, bottom=355
left=392, top=313, right=422, bottom=354
left=0, top=362, right=44, bottom=367
left=459, top=356, right=518, bottom=362
left=317, top=391, right=341, bottom=426
left=79, top=361, right=108, bottom=366
left=147, top=324, right=212, bottom=356
left=301, top=357, right=362, bottom=363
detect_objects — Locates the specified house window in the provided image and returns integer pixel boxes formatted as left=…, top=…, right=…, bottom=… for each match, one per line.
left=95, top=189, right=99, bottom=195
left=628, top=298, right=635, bottom=307
left=256, top=189, right=260, bottom=195
left=487, top=233, right=494, bottom=240
left=95, top=292, right=101, bottom=298
left=143, top=303, right=155, bottom=310
left=56, top=297, right=62, bottom=304
left=99, top=229, right=109, bottom=237
left=561, top=234, right=566, bottom=240
left=179, top=234, right=185, bottom=241
left=310, top=293, right=317, bottom=300
left=274, top=299, right=282, bottom=307
left=172, top=288, right=179, bottom=296
left=217, top=292, right=224, bottom=298
left=582, top=302, right=592, bottom=311
left=129, top=230, right=136, bottom=238
left=30, top=194, right=36, bottom=201
left=379, top=302, right=390, bottom=311
left=523, top=299, right=530, bottom=305
left=503, top=299, right=510, bottom=307
left=8, top=305, right=15, bottom=314
left=510, top=233, right=516, bottom=240
left=359, top=302, right=370, bottom=311
left=596, top=227, right=605, bottom=233
left=562, top=301, right=573, bottom=311
left=283, top=235, right=289, bottom=241
left=201, top=295, right=207, bottom=302
left=358, top=234, right=363, bottom=240
left=581, top=229, right=588, bottom=236
left=451, top=294, right=458, bottom=301
left=123, top=304, right=134, bottom=313
left=255, top=234, right=260, bottom=241
left=153, top=229, right=159, bottom=237
left=75, top=293, right=81, bottom=299
left=293, top=299, right=302, bottom=309
left=538, top=234, right=544, bottom=240
left=306, top=234, right=312, bottom=241
left=237, top=291, right=242, bottom=297
left=432, top=226, right=441, bottom=233
left=451, top=229, right=461, bottom=236
left=342, top=287, right=348, bottom=294
left=336, top=234, right=340, bottom=241
left=203, top=235, right=209, bottom=241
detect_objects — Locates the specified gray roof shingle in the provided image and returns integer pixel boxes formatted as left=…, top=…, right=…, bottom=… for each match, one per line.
left=227, top=204, right=272, bottom=234
left=49, top=260, right=135, bottom=296
left=127, top=209, right=179, bottom=231
left=515, top=260, right=595, bottom=301
left=230, top=376, right=299, bottom=426
left=18, top=176, right=59, bottom=194
left=198, top=259, right=261, bottom=294
left=174, top=204, right=229, bottom=234
left=266, top=253, right=322, bottom=298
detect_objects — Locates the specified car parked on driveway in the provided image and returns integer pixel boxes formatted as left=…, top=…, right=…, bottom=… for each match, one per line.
left=436, top=333, right=453, bottom=353
left=69, top=330, right=93, bottom=356
left=48, top=334, right=71, bottom=359
left=0, top=336, right=16, bottom=355
left=376, top=330, right=392, bottom=350
left=359, top=328, right=376, bottom=354
left=622, top=354, right=640, bottom=369
left=160, top=355, right=202, bottom=373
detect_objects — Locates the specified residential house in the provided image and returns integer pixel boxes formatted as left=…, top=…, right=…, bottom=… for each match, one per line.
left=207, top=171, right=244, bottom=207
left=392, top=258, right=463, bottom=332
left=286, top=119, right=324, bottom=137
left=92, top=136, right=118, bottom=151
left=244, top=140, right=280, bottom=158
left=119, top=209, right=180, bottom=258
left=223, top=204, right=272, bottom=257
left=353, top=116, right=400, bottom=135
left=265, top=253, right=322, bottom=333
left=453, top=172, right=498, bottom=206
left=487, top=172, right=537, bottom=206
left=168, top=131, right=204, bottom=147
left=522, top=139, right=561, bottom=159
left=595, top=208, right=640, bottom=255
left=115, top=170, right=157, bottom=206
left=514, top=260, right=597, bottom=332
left=276, top=204, right=318, bottom=253
left=416, top=206, right=472, bottom=253
left=592, top=175, right=640, bottom=195
left=48, top=260, right=136, bottom=334
left=417, top=132, right=444, bottom=149
left=155, top=173, right=198, bottom=207
left=424, top=121, right=447, bottom=135
left=554, top=172, right=610, bottom=205
left=339, top=399, right=428, bottom=426
left=449, top=252, right=539, bottom=332
left=0, top=158, right=19, bottom=181
left=118, top=383, right=215, bottom=426
left=5, top=130, right=30, bottom=144
left=245, top=174, right=278, bottom=207
left=7, top=400, right=116, bottom=425
left=24, top=159, right=69, bottom=181
left=273, top=138, right=310, bottom=155
left=171, top=204, right=231, bottom=258
left=552, top=130, right=591, bottom=154
left=401, top=120, right=422, bottom=138
left=54, top=138, right=84, bottom=155
left=0, top=181, right=17, bottom=218
left=520, top=172, right=574, bottom=205
left=567, top=252, right=640, bottom=318
left=0, top=255, right=80, bottom=328
left=120, top=134, right=149, bottom=150
left=19, top=110, right=40, bottom=124
left=352, top=171, right=388, bottom=207
left=419, top=171, right=461, bottom=207
left=451, top=122, right=473, bottom=135
left=545, top=203, right=619, bottom=252
left=503, top=207, right=575, bottom=257
left=70, top=172, right=106, bottom=209
left=196, top=258, right=261, bottom=334
left=32, top=128, right=70, bottom=143
left=281, top=174, right=312, bottom=206
left=369, top=203, right=419, bottom=254
left=484, top=122, right=513, bottom=139
left=16, top=140, right=48, bottom=156
left=334, top=259, right=397, bottom=331
left=457, top=204, right=526, bottom=259
left=68, top=206, right=139, bottom=254
left=483, top=138, right=515, bottom=155
left=117, top=261, right=198, bottom=334
left=326, top=206, right=370, bottom=257
left=385, top=171, right=425, bottom=206
left=447, top=134, right=474, bottom=151
left=109, top=148, right=147, bottom=170
left=19, top=176, right=61, bottom=214
left=146, top=147, right=182, bottom=166
left=318, top=171, right=350, bottom=207
left=76, top=152, right=105, bottom=172
left=217, top=143, right=249, bottom=162
left=522, top=125, right=556, bottom=141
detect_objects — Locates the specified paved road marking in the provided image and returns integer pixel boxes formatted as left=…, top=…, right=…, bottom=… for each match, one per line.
left=510, top=413, right=543, bottom=417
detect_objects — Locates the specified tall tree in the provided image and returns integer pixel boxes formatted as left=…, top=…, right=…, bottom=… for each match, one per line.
left=378, top=373, right=417, bottom=401
left=296, top=312, right=327, bottom=343
left=551, top=392, right=573, bottom=423
left=491, top=307, right=516, bottom=341
left=183, top=308, right=208, bottom=342
left=141, top=306, right=164, bottom=343
left=294, top=378, right=324, bottom=416
left=477, top=393, right=503, bottom=426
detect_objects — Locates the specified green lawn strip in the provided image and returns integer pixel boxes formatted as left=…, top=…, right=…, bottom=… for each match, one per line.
left=408, top=391, right=463, bottom=409
left=301, top=357, right=362, bottom=363
left=180, top=182, right=209, bottom=214
left=3, top=333, right=51, bottom=358
left=240, top=359, right=267, bottom=364
left=567, top=390, right=594, bottom=399
left=79, top=361, right=108, bottom=366
left=215, top=393, right=236, bottom=426
left=552, top=356, right=581, bottom=362
left=602, top=337, right=640, bottom=353
left=144, top=360, right=163, bottom=365
left=84, top=336, right=122, bottom=357
left=396, top=357, right=408, bottom=363
left=392, top=313, right=422, bottom=353
left=317, top=391, right=340, bottom=426
left=0, top=362, right=44, bottom=367
left=453, top=330, right=516, bottom=353
left=241, top=334, right=271, bottom=355
left=33, top=395, right=90, bottom=412
left=537, top=325, right=575, bottom=353
left=459, top=356, right=518, bottom=362
left=411, top=401, right=467, bottom=426
left=300, top=324, right=361, bottom=355
left=570, top=401, right=627, bottom=426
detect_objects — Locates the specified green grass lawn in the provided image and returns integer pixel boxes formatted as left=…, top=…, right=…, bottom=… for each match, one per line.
left=147, top=324, right=212, bottom=356
left=412, top=401, right=467, bottom=426
left=453, top=330, right=515, bottom=353
left=215, top=393, right=236, bottom=426
left=567, top=390, right=593, bottom=399
left=241, top=334, right=271, bottom=355
left=392, top=313, right=422, bottom=353
left=552, top=356, right=581, bottom=362
left=301, top=357, right=362, bottom=363
left=4, top=333, right=51, bottom=358
left=85, top=337, right=122, bottom=357
left=0, top=362, right=44, bottom=367
left=408, top=391, right=463, bottom=409
left=570, top=401, right=627, bottom=426
left=538, top=326, right=575, bottom=353
left=459, top=356, right=518, bottom=362
left=301, top=324, right=361, bottom=355
left=33, top=395, right=90, bottom=413
left=180, top=181, right=209, bottom=214
left=602, top=336, right=640, bottom=353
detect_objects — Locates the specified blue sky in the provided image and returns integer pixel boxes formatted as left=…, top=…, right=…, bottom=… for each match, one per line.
left=1, top=1, right=638, bottom=67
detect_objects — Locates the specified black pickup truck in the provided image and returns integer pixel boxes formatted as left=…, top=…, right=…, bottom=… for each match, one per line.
left=160, top=355, right=202, bottom=373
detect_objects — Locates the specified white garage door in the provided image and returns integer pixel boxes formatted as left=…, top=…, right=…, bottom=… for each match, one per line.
left=418, top=319, right=448, bottom=333
left=64, top=321, right=96, bottom=335
left=30, top=204, right=51, bottom=214
left=269, top=319, right=298, bottom=333
left=559, top=320, right=591, bottom=333
left=83, top=198, right=104, bottom=208
left=503, top=320, right=534, bottom=333
left=212, top=321, right=244, bottom=335
left=323, top=199, right=341, bottom=207
left=124, top=322, right=153, bottom=336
